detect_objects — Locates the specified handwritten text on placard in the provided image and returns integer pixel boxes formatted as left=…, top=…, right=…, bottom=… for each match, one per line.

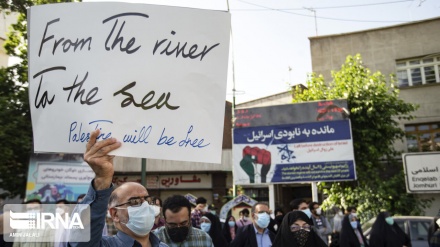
left=28, top=3, right=231, bottom=163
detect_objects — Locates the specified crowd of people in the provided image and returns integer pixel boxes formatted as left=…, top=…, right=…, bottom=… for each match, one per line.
left=2, top=130, right=438, bottom=247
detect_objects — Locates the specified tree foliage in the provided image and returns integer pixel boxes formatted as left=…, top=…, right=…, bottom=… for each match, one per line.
left=292, top=54, right=429, bottom=221
left=0, top=0, right=77, bottom=197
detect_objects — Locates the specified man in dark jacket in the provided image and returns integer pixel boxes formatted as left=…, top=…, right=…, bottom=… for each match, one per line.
left=230, top=202, right=275, bottom=247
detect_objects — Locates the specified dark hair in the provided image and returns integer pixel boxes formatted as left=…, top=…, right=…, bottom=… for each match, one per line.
left=25, top=199, right=42, bottom=204
left=289, top=198, right=307, bottom=210
left=153, top=197, right=163, bottom=207
left=56, top=199, right=70, bottom=204
left=162, top=195, right=191, bottom=219
left=241, top=208, right=250, bottom=215
left=274, top=208, right=284, bottom=216
left=346, top=206, right=357, bottom=213
left=309, top=201, right=319, bottom=211
left=251, top=202, right=269, bottom=213
left=196, top=197, right=207, bottom=205
left=77, top=194, right=86, bottom=202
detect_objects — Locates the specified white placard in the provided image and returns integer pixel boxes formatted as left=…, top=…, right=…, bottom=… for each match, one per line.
left=403, top=152, right=440, bottom=193
left=28, top=2, right=230, bottom=164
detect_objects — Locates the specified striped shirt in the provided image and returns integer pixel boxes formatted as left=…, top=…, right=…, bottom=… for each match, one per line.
left=154, top=226, right=213, bottom=247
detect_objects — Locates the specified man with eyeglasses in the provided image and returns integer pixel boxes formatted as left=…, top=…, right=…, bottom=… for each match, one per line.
left=68, top=129, right=168, bottom=247
left=230, top=202, right=275, bottom=247
left=153, top=195, right=213, bottom=247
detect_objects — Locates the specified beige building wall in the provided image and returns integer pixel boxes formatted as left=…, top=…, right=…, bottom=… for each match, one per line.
left=113, top=150, right=232, bottom=172
left=310, top=17, right=440, bottom=81
left=236, top=91, right=293, bottom=109
left=309, top=17, right=440, bottom=216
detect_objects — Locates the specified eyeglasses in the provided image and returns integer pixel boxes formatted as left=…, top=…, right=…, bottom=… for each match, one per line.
left=165, top=220, right=190, bottom=229
left=114, top=195, right=153, bottom=208
left=290, top=224, right=311, bottom=232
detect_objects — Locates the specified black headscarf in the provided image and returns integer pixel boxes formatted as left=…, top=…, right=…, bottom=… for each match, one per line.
left=222, top=215, right=238, bottom=243
left=274, top=208, right=285, bottom=233
left=369, top=212, right=411, bottom=247
left=204, top=212, right=229, bottom=247
left=272, top=211, right=327, bottom=247
left=339, top=214, right=369, bottom=247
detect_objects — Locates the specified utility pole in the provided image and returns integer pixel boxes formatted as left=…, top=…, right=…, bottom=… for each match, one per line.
left=304, top=7, right=318, bottom=36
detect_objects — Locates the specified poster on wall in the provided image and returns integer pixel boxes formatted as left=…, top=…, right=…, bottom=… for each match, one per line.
left=233, top=120, right=356, bottom=184
left=233, top=100, right=356, bottom=185
left=26, top=154, right=93, bottom=202
left=28, top=2, right=230, bottom=164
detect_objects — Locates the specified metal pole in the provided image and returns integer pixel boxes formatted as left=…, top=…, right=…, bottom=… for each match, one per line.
left=311, top=182, right=318, bottom=202
left=227, top=0, right=238, bottom=198
left=268, top=184, right=275, bottom=217
left=141, top=158, right=146, bottom=187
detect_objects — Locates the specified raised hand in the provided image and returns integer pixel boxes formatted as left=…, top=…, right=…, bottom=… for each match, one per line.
left=84, top=129, right=121, bottom=190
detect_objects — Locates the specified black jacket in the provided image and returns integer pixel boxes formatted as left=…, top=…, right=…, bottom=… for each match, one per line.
left=230, top=223, right=275, bottom=247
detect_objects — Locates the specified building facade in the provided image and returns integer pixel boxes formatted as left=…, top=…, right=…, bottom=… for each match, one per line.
left=309, top=17, right=440, bottom=216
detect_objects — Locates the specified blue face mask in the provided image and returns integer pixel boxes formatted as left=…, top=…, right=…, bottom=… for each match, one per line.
left=256, top=213, right=270, bottom=228
left=350, top=221, right=358, bottom=229
left=200, top=222, right=211, bottom=232
left=301, top=209, right=312, bottom=218
left=228, top=221, right=236, bottom=227
left=385, top=217, right=394, bottom=225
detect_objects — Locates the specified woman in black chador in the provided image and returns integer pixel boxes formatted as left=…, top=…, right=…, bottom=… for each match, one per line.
left=339, top=213, right=369, bottom=247
left=369, top=211, right=411, bottom=247
left=272, top=210, right=327, bottom=247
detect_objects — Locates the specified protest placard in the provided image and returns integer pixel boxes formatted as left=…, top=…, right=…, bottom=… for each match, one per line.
left=28, top=2, right=231, bottom=163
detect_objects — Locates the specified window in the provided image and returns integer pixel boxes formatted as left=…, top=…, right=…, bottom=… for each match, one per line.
left=408, top=220, right=430, bottom=241
left=243, top=188, right=269, bottom=201
left=396, top=56, right=440, bottom=87
left=405, top=123, right=440, bottom=152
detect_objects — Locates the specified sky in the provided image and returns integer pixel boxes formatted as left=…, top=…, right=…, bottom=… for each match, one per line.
left=85, top=0, right=440, bottom=104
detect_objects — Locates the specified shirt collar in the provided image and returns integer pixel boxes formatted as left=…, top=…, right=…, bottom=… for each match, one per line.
left=252, top=223, right=269, bottom=235
left=116, top=230, right=162, bottom=246
left=116, top=231, right=136, bottom=245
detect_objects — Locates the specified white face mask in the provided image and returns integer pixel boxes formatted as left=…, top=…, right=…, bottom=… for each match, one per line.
left=27, top=209, right=40, bottom=214
left=151, top=205, right=161, bottom=217
left=338, top=211, right=343, bottom=216
left=117, top=202, right=155, bottom=236
left=301, top=209, right=312, bottom=218
left=316, top=208, right=322, bottom=215
left=56, top=207, right=65, bottom=215
left=351, top=213, right=357, bottom=218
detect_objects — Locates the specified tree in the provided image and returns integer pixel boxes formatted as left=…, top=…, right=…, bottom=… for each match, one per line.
left=0, top=0, right=77, bottom=198
left=292, top=54, right=429, bottom=221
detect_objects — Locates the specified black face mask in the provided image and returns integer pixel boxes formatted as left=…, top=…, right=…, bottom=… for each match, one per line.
left=167, top=226, right=189, bottom=243
left=292, top=229, right=310, bottom=247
